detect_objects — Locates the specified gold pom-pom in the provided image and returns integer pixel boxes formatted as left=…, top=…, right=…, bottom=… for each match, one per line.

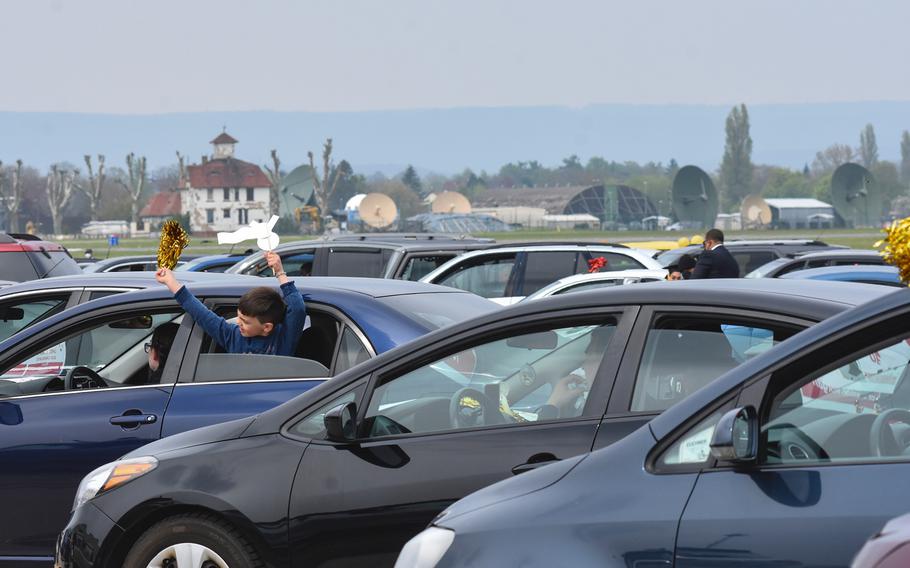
left=876, top=216, right=910, bottom=286
left=157, top=219, right=189, bottom=270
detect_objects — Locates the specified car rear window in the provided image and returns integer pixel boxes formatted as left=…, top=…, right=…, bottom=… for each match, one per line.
left=26, top=251, right=81, bottom=278
left=380, top=292, right=497, bottom=330
left=0, top=253, right=39, bottom=281
left=326, top=248, right=391, bottom=277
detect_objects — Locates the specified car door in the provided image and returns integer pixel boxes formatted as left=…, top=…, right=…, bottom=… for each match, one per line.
left=286, top=310, right=633, bottom=566
left=160, top=299, right=365, bottom=436
left=674, top=314, right=910, bottom=567
left=595, top=307, right=807, bottom=449
left=515, top=250, right=584, bottom=299
left=0, top=304, right=187, bottom=563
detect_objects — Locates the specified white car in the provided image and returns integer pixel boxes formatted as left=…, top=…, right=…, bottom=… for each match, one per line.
left=522, top=269, right=669, bottom=301
left=420, top=243, right=664, bottom=305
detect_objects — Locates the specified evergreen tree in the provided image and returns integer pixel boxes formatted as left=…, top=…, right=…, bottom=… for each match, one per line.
left=859, top=124, right=879, bottom=168
left=719, top=104, right=754, bottom=210
left=666, top=158, right=680, bottom=180
left=401, top=165, right=422, bottom=194
left=901, top=130, right=910, bottom=184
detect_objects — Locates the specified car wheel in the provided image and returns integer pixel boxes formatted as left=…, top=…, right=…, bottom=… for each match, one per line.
left=124, top=513, right=263, bottom=568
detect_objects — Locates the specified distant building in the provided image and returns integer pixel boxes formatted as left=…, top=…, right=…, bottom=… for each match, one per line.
left=181, top=132, right=272, bottom=233
left=764, top=198, right=835, bottom=229
left=542, top=214, right=600, bottom=230
left=139, top=191, right=182, bottom=230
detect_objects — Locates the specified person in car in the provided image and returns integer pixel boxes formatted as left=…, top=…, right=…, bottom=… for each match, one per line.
left=540, top=325, right=613, bottom=418
left=668, top=253, right=697, bottom=280
left=146, top=322, right=179, bottom=383
left=155, top=252, right=306, bottom=355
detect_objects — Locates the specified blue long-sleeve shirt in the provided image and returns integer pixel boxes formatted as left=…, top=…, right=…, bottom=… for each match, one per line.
left=174, top=281, right=307, bottom=355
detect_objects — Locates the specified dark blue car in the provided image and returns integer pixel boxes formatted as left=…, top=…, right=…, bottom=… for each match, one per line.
left=781, top=264, right=902, bottom=287
left=405, top=286, right=910, bottom=568
left=175, top=252, right=251, bottom=273
left=0, top=277, right=495, bottom=565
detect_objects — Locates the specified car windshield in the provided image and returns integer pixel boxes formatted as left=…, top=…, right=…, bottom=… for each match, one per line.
left=745, top=257, right=791, bottom=278
left=379, top=293, right=497, bottom=330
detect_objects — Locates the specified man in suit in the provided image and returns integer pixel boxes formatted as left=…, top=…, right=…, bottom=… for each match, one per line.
left=691, top=228, right=740, bottom=279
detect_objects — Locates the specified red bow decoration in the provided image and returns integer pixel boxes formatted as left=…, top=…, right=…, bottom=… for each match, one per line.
left=587, top=256, right=607, bottom=273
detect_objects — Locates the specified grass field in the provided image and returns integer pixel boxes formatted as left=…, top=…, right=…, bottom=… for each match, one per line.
left=59, top=228, right=887, bottom=258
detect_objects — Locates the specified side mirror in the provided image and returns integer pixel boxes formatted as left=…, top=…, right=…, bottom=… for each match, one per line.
left=324, top=402, right=357, bottom=443
left=710, top=406, right=758, bottom=463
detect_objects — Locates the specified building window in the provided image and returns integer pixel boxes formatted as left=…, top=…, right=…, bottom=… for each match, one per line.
left=234, top=188, right=240, bottom=201
left=246, top=188, right=254, bottom=201
left=223, top=208, right=231, bottom=219
left=238, top=209, right=249, bottom=224
left=206, top=209, right=214, bottom=224
left=223, top=188, right=230, bottom=201
left=206, top=189, right=213, bottom=202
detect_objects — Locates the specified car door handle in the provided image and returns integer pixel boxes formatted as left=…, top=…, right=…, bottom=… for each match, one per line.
left=110, top=413, right=158, bottom=427
left=511, top=454, right=560, bottom=475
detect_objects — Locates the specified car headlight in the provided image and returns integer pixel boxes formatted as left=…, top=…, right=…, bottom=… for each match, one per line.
left=394, top=526, right=455, bottom=568
left=72, top=456, right=158, bottom=510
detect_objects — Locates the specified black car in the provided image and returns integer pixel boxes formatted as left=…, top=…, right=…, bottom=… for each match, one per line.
left=56, top=279, right=890, bottom=568
left=0, top=233, right=81, bottom=282
left=745, top=248, right=886, bottom=278
left=658, top=239, right=848, bottom=277
left=226, top=238, right=494, bottom=281
left=406, top=287, right=910, bottom=568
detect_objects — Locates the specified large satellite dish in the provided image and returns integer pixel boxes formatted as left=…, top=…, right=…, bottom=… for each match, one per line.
left=358, top=193, right=398, bottom=229
left=741, top=194, right=772, bottom=228
left=831, top=163, right=880, bottom=228
left=671, top=166, right=718, bottom=229
left=345, top=194, right=367, bottom=212
left=279, top=165, right=315, bottom=217
left=431, top=191, right=472, bottom=214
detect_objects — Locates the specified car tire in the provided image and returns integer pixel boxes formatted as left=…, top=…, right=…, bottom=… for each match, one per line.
left=123, top=512, right=264, bottom=568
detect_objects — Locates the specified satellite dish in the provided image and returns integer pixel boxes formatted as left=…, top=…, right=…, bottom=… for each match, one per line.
left=671, top=166, right=718, bottom=229
left=831, top=163, right=880, bottom=228
left=345, top=194, right=367, bottom=212
left=358, top=193, right=398, bottom=229
left=431, top=191, right=472, bottom=214
left=741, top=194, right=772, bottom=227
left=279, top=165, right=316, bottom=217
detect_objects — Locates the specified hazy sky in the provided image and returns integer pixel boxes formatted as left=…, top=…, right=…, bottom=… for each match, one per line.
left=1, top=0, right=907, bottom=113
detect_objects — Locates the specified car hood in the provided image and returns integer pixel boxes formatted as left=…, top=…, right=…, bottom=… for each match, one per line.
left=122, top=415, right=258, bottom=459
left=434, top=453, right=588, bottom=525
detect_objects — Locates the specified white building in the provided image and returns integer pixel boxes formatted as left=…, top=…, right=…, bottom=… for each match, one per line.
left=181, top=132, right=272, bottom=233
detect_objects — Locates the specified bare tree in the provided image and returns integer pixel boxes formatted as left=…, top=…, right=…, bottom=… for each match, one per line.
left=82, top=155, right=106, bottom=221
left=176, top=151, right=187, bottom=185
left=263, top=149, right=281, bottom=216
left=811, top=144, right=857, bottom=176
left=308, top=138, right=348, bottom=221
left=118, top=152, right=147, bottom=230
left=46, top=165, right=79, bottom=235
left=0, top=160, right=25, bottom=232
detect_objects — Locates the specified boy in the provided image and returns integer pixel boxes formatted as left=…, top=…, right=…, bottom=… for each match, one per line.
left=155, top=252, right=306, bottom=356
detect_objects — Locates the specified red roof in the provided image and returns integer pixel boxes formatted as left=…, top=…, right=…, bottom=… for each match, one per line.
left=210, top=132, right=239, bottom=144
left=140, top=191, right=182, bottom=218
left=185, top=158, right=270, bottom=189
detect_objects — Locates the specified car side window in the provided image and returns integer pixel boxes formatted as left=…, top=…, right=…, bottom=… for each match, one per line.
left=0, top=294, right=70, bottom=343
left=659, top=407, right=730, bottom=467
left=585, top=252, right=645, bottom=273
left=400, top=254, right=456, bottom=281
left=255, top=251, right=314, bottom=277
left=631, top=315, right=798, bottom=413
left=362, top=321, right=617, bottom=438
left=732, top=251, right=776, bottom=276
left=334, top=326, right=370, bottom=374
left=522, top=252, right=580, bottom=295
left=436, top=254, right=517, bottom=298
left=762, top=335, right=910, bottom=465
left=291, top=384, right=367, bottom=439
left=326, top=248, right=387, bottom=277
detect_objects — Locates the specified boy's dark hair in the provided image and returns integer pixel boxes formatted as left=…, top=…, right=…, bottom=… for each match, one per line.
left=705, top=228, right=725, bottom=243
left=238, top=286, right=286, bottom=325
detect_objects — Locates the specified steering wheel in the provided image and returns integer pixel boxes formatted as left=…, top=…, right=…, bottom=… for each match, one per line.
left=870, top=408, right=910, bottom=457
left=449, top=387, right=498, bottom=429
left=63, top=366, right=108, bottom=391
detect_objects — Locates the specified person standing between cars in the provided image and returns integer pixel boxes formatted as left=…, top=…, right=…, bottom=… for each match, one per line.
left=690, top=228, right=739, bottom=279
left=155, top=251, right=306, bottom=355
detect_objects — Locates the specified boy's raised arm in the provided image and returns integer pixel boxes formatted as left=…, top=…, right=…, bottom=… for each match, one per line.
left=156, top=268, right=237, bottom=349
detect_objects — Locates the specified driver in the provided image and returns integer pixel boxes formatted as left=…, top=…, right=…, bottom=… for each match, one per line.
left=146, top=322, right=179, bottom=384
left=541, top=325, right=612, bottom=418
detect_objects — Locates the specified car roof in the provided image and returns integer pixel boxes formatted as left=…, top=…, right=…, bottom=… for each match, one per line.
left=780, top=264, right=900, bottom=280
left=249, top=278, right=887, bottom=432
left=327, top=233, right=494, bottom=243
left=649, top=286, right=910, bottom=440
left=790, top=248, right=882, bottom=259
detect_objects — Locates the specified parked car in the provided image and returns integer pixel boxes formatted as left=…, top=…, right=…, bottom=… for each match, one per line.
left=746, top=249, right=886, bottom=278
left=522, top=269, right=669, bottom=301
left=400, top=286, right=910, bottom=568
left=227, top=238, right=494, bottom=281
left=81, top=254, right=200, bottom=273
left=175, top=252, right=252, bottom=273
left=657, top=239, right=848, bottom=277
left=0, top=277, right=496, bottom=563
left=0, top=271, right=256, bottom=344
left=852, top=512, right=910, bottom=568
left=780, top=264, right=903, bottom=287
left=0, top=232, right=81, bottom=282
left=55, top=279, right=892, bottom=568
left=421, top=243, right=663, bottom=304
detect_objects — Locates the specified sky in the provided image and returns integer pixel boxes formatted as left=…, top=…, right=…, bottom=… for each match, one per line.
left=1, top=0, right=908, bottom=113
